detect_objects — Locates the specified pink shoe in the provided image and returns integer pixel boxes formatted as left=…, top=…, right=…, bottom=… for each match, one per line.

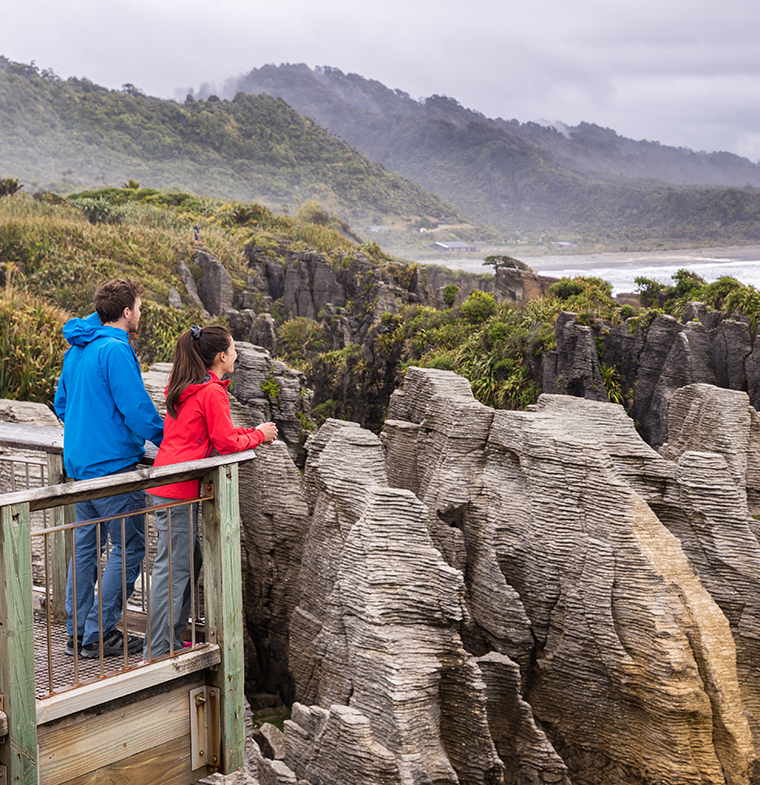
left=182, top=641, right=193, bottom=648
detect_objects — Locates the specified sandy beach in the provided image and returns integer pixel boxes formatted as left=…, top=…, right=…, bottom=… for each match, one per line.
left=418, top=245, right=760, bottom=294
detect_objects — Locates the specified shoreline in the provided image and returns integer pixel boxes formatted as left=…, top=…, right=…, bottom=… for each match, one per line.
left=417, top=244, right=760, bottom=272
left=416, top=244, right=760, bottom=294
left=527, top=244, right=760, bottom=273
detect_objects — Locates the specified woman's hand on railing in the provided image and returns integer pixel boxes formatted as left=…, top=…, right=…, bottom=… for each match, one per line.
left=256, top=422, right=278, bottom=445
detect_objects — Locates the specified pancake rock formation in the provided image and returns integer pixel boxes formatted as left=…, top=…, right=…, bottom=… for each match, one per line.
left=238, top=369, right=760, bottom=785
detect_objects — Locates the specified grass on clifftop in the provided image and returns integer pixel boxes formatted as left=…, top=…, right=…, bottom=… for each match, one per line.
left=5, top=183, right=760, bottom=421
left=0, top=187, right=367, bottom=401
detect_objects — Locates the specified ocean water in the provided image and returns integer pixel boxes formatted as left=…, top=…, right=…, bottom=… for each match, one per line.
left=421, top=247, right=760, bottom=296
left=532, top=256, right=760, bottom=295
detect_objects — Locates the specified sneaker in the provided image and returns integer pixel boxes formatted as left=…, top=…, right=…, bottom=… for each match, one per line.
left=80, top=629, right=143, bottom=659
left=64, top=635, right=83, bottom=656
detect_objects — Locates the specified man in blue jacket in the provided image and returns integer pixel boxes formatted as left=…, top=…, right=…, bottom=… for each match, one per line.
left=55, top=278, right=164, bottom=658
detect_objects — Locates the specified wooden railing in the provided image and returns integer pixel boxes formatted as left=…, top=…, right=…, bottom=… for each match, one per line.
left=0, top=423, right=254, bottom=785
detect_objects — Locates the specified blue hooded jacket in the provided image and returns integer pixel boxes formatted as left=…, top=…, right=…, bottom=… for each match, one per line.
left=54, top=313, right=164, bottom=480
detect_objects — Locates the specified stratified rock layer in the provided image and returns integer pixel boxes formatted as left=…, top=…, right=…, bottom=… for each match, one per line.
left=244, top=369, right=760, bottom=785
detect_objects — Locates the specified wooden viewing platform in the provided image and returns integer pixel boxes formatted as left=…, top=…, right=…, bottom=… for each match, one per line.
left=0, top=423, right=255, bottom=785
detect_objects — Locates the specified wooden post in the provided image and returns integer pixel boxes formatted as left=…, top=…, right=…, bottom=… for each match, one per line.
left=0, top=502, right=38, bottom=785
left=201, top=463, right=245, bottom=775
left=46, top=454, right=71, bottom=620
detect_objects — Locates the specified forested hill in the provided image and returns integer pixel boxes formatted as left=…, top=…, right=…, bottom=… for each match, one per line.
left=221, top=63, right=760, bottom=244
left=226, top=64, right=760, bottom=190
left=0, top=57, right=465, bottom=226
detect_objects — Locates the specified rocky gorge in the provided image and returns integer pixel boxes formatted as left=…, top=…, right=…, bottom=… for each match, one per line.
left=183, top=244, right=760, bottom=455
left=7, top=235, right=760, bottom=784
left=196, top=364, right=760, bottom=785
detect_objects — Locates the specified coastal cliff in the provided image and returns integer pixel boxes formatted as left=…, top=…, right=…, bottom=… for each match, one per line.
left=233, top=369, right=760, bottom=785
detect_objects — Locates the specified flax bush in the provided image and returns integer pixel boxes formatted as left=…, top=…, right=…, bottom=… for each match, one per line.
left=0, top=289, right=69, bottom=404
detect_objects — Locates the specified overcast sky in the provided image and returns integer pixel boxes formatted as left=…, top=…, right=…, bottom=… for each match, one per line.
left=4, top=0, right=760, bottom=162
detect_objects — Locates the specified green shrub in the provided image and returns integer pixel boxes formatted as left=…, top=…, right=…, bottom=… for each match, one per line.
left=0, top=290, right=69, bottom=404
left=634, top=276, right=666, bottom=308
left=443, top=284, right=459, bottom=308
left=68, top=196, right=122, bottom=225
left=550, top=278, right=586, bottom=299
left=419, top=354, right=455, bottom=371
left=620, top=304, right=637, bottom=319
left=278, top=317, right=327, bottom=370
left=0, top=177, right=22, bottom=197
left=460, top=290, right=497, bottom=323
left=260, top=371, right=282, bottom=404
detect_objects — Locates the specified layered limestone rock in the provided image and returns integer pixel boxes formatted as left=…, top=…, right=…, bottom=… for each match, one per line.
left=230, top=343, right=314, bottom=463
left=542, top=311, right=607, bottom=402
left=661, top=384, right=760, bottom=750
left=494, top=267, right=558, bottom=304
left=284, top=420, right=504, bottom=784
left=196, top=249, right=234, bottom=317
left=549, top=308, right=760, bottom=449
left=249, top=368, right=760, bottom=785
left=237, top=440, right=311, bottom=701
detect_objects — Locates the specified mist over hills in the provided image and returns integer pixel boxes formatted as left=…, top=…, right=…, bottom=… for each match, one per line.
left=222, top=63, right=760, bottom=190
left=213, top=63, right=760, bottom=243
left=1, top=55, right=760, bottom=249
left=0, top=57, right=465, bottom=226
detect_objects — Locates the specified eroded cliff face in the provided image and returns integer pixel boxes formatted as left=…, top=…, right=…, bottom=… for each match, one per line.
left=240, top=370, right=760, bottom=785
left=544, top=308, right=760, bottom=450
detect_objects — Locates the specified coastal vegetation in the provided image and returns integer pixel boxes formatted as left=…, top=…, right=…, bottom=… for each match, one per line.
left=3, top=183, right=760, bottom=436
left=2, top=57, right=760, bottom=257
left=0, top=56, right=465, bottom=231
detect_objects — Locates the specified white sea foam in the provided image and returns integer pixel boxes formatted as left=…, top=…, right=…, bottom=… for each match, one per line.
left=532, top=258, right=760, bottom=294
left=420, top=249, right=760, bottom=295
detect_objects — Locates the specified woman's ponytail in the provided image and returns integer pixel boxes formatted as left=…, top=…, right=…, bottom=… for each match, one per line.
left=165, top=325, right=232, bottom=418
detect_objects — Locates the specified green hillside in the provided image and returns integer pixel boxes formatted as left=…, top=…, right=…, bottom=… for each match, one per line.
left=229, top=64, right=760, bottom=245
left=4, top=185, right=760, bottom=444
left=0, top=57, right=466, bottom=227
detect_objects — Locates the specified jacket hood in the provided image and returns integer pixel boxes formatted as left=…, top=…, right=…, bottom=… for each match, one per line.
left=166, top=372, right=230, bottom=405
left=62, top=313, right=121, bottom=348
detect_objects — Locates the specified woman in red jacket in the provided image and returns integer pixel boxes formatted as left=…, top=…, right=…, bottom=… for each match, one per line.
left=144, top=325, right=277, bottom=659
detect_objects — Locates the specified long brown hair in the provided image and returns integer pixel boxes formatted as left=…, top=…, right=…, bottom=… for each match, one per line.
left=165, top=325, right=232, bottom=418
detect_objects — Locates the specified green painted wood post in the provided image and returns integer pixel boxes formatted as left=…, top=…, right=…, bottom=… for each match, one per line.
left=46, top=454, right=70, bottom=620
left=0, top=502, right=38, bottom=785
left=201, top=463, right=245, bottom=775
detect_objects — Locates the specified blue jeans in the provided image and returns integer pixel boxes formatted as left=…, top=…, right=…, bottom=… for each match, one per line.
left=66, top=471, right=146, bottom=646
left=143, top=497, right=201, bottom=658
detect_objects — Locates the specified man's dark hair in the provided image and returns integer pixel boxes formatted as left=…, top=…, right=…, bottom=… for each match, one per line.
left=94, top=278, right=144, bottom=324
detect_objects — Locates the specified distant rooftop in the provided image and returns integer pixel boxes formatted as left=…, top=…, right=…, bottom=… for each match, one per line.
left=432, top=241, right=478, bottom=251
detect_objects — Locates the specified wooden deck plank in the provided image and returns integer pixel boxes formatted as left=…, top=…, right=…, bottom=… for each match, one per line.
left=0, top=451, right=256, bottom=512
left=56, top=734, right=207, bottom=785
left=38, top=680, right=203, bottom=785
left=36, top=644, right=221, bottom=725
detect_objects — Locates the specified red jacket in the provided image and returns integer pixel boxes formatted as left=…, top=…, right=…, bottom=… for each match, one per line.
left=151, top=372, right=265, bottom=499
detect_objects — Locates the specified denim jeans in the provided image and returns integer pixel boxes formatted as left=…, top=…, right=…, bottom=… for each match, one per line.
left=66, top=468, right=146, bottom=646
left=143, top=497, right=201, bottom=659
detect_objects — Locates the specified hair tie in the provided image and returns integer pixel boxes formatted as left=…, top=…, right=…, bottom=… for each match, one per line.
left=191, top=325, right=202, bottom=341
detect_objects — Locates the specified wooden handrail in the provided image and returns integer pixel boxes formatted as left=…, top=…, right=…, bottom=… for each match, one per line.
left=1, top=443, right=250, bottom=783
left=0, top=421, right=64, bottom=455
left=0, top=451, right=256, bottom=511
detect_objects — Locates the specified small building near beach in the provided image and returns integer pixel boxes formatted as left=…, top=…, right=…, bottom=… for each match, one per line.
left=431, top=241, right=478, bottom=253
